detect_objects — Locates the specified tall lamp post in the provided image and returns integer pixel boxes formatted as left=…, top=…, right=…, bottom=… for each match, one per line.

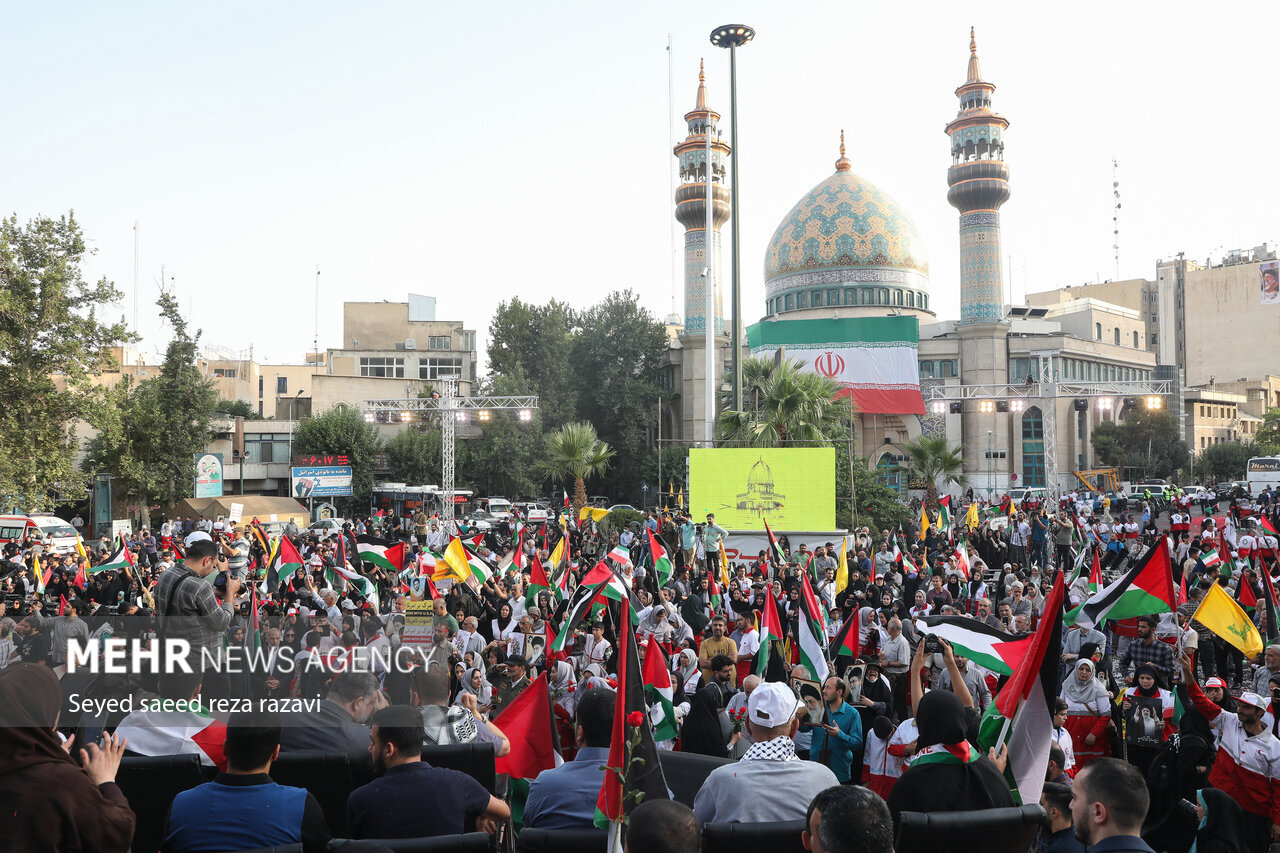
left=286, top=389, right=305, bottom=461
left=711, top=23, right=754, bottom=414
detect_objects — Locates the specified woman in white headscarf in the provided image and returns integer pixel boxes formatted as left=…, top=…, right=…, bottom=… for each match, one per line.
left=1060, top=657, right=1112, bottom=769
left=550, top=658, right=578, bottom=717
left=456, top=666, right=494, bottom=715
left=674, top=648, right=701, bottom=696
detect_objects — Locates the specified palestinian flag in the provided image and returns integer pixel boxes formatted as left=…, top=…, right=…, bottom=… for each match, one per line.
left=1088, top=548, right=1102, bottom=592
left=493, top=671, right=562, bottom=779
left=829, top=609, right=861, bottom=659
left=763, top=518, right=787, bottom=565
left=1258, top=515, right=1278, bottom=538
left=797, top=576, right=831, bottom=684
left=550, top=574, right=616, bottom=652
left=647, top=528, right=673, bottom=587
left=978, top=571, right=1065, bottom=806
left=594, top=604, right=669, bottom=843
left=642, top=634, right=679, bottom=742
left=899, top=538, right=921, bottom=576
left=525, top=554, right=561, bottom=609
left=34, top=554, right=50, bottom=595
left=115, top=703, right=228, bottom=770
left=73, top=564, right=87, bottom=590
left=92, top=543, right=135, bottom=575
left=355, top=534, right=406, bottom=573
left=563, top=489, right=570, bottom=509
left=269, top=536, right=305, bottom=591
left=754, top=585, right=783, bottom=678
left=916, top=615, right=1019, bottom=676
left=938, top=495, right=953, bottom=540
left=511, top=526, right=526, bottom=571
left=1260, top=567, right=1280, bottom=644
left=333, top=564, right=378, bottom=602
left=706, top=564, right=725, bottom=614
left=1071, top=537, right=1176, bottom=630
left=1237, top=571, right=1259, bottom=613
left=441, top=537, right=493, bottom=584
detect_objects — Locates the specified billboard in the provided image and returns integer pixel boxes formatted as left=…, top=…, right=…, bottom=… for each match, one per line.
left=194, top=452, right=223, bottom=498
left=1261, top=261, right=1278, bottom=306
left=291, top=465, right=354, bottom=498
left=688, top=447, right=835, bottom=531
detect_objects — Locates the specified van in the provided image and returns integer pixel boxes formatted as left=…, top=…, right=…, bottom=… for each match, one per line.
left=479, top=497, right=512, bottom=520
left=0, top=514, right=82, bottom=556
left=1011, top=488, right=1048, bottom=510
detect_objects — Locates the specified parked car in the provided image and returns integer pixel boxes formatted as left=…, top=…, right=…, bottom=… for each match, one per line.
left=516, top=502, right=550, bottom=523
left=607, top=504, right=638, bottom=514
left=308, top=518, right=347, bottom=534
left=463, top=510, right=495, bottom=531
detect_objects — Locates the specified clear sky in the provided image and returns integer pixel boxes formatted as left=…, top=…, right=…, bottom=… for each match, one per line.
left=5, top=1, right=1277, bottom=369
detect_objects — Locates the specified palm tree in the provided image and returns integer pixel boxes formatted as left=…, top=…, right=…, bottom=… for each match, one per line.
left=716, top=357, right=847, bottom=447
left=540, top=421, right=615, bottom=516
left=901, top=435, right=969, bottom=509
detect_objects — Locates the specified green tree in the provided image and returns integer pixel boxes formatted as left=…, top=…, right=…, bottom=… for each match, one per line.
left=1255, top=408, right=1280, bottom=452
left=292, top=406, right=383, bottom=510
left=385, top=429, right=442, bottom=485
left=460, top=371, right=544, bottom=499
left=1090, top=408, right=1189, bottom=479
left=843, top=451, right=914, bottom=534
left=540, top=422, right=614, bottom=517
left=0, top=213, right=131, bottom=510
left=570, top=291, right=668, bottom=499
left=901, top=436, right=969, bottom=509
left=716, top=357, right=846, bottom=446
left=217, top=399, right=263, bottom=420
left=1191, top=441, right=1258, bottom=482
left=83, top=293, right=218, bottom=521
left=487, top=297, right=578, bottom=428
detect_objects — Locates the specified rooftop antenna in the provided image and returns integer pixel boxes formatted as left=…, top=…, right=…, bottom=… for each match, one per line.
left=1112, top=158, right=1121, bottom=279
left=313, top=266, right=320, bottom=364
left=132, top=221, right=140, bottom=337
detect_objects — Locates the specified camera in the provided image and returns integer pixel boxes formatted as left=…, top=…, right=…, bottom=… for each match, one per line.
left=923, top=634, right=942, bottom=654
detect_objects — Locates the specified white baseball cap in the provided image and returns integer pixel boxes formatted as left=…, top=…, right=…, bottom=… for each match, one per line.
left=184, top=531, right=212, bottom=548
left=1203, top=676, right=1228, bottom=690
left=747, top=682, right=804, bottom=728
left=1238, top=692, right=1270, bottom=712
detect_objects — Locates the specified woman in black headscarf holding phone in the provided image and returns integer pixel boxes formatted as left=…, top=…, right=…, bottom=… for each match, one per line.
left=886, top=690, right=1014, bottom=829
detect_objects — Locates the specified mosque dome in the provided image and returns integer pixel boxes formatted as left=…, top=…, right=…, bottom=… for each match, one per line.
left=763, top=134, right=932, bottom=318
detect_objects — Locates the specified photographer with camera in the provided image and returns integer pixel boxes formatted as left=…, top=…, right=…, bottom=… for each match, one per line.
left=155, top=533, right=238, bottom=700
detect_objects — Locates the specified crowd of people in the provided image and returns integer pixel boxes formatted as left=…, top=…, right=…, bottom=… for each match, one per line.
left=0, top=488, right=1278, bottom=853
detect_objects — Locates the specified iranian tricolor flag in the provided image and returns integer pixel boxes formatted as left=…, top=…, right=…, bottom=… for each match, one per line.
left=916, top=615, right=1019, bottom=676
left=647, top=528, right=673, bottom=587
left=642, top=634, right=679, bottom=742
left=1071, top=537, right=1176, bottom=630
left=355, top=535, right=406, bottom=573
left=93, top=543, right=135, bottom=574
left=952, top=544, right=971, bottom=580
left=754, top=585, right=784, bottom=677
left=747, top=316, right=926, bottom=415
left=115, top=704, right=227, bottom=769
left=607, top=545, right=633, bottom=570
left=797, top=577, right=831, bottom=684
left=1200, top=548, right=1223, bottom=572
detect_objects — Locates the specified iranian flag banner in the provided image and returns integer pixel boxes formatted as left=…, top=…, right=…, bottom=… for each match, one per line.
left=647, top=528, right=673, bottom=587
left=952, top=544, right=971, bottom=580
left=747, top=316, right=925, bottom=415
left=356, top=535, right=406, bottom=573
left=642, top=634, right=679, bottom=742
left=607, top=545, right=633, bottom=570
left=1070, top=537, right=1176, bottom=630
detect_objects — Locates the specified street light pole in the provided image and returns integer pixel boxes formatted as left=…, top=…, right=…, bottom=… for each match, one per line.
left=712, top=24, right=754, bottom=415
left=286, top=389, right=305, bottom=463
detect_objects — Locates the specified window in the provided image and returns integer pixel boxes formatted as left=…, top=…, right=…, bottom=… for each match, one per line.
left=1133, top=331, right=1139, bottom=347
left=827, top=289, right=840, bottom=307
left=1113, top=328, right=1120, bottom=346
left=359, top=357, right=405, bottom=378
left=919, top=361, right=935, bottom=378
left=894, top=289, right=904, bottom=306
left=1021, top=406, right=1045, bottom=487
left=428, top=336, right=451, bottom=351
left=907, top=292, right=915, bottom=307
left=921, top=294, right=928, bottom=310
left=811, top=290, right=822, bottom=308
left=1095, top=323, right=1102, bottom=340
left=259, top=376, right=264, bottom=399
left=844, top=288, right=856, bottom=306
left=797, top=292, right=808, bottom=309
left=1077, top=409, right=1086, bottom=440
left=878, top=288, right=890, bottom=305
left=767, top=299, right=774, bottom=315
left=941, top=360, right=958, bottom=378
left=859, top=288, right=872, bottom=305
left=213, top=368, right=237, bottom=379
left=462, top=331, right=476, bottom=351
left=418, top=357, right=463, bottom=380
left=243, top=433, right=292, bottom=465
left=785, top=294, right=794, bottom=311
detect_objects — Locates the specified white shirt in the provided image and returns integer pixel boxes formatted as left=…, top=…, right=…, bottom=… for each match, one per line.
left=736, top=628, right=761, bottom=658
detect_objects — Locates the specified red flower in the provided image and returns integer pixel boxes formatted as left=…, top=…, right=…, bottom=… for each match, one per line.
left=626, top=711, right=645, bottom=728
left=566, top=683, right=576, bottom=692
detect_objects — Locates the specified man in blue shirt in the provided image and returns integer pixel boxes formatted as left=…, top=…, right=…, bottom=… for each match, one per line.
left=162, top=711, right=330, bottom=853
left=1069, top=758, right=1156, bottom=853
left=807, top=675, right=864, bottom=784
left=346, top=705, right=509, bottom=839
left=523, top=687, right=614, bottom=829
left=678, top=514, right=698, bottom=570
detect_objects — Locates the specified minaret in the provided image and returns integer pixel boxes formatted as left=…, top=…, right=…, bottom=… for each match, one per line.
left=945, top=27, right=1011, bottom=323
left=673, top=61, right=732, bottom=441
left=947, top=29, right=1013, bottom=495
left=674, top=60, right=731, bottom=335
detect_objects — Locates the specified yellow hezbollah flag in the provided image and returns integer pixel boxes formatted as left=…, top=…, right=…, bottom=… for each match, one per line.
left=965, top=502, right=980, bottom=530
left=836, top=536, right=849, bottom=594
left=719, top=539, right=731, bottom=590
left=1193, top=581, right=1263, bottom=659
left=919, top=504, right=930, bottom=541
left=439, top=537, right=473, bottom=583
left=548, top=535, right=567, bottom=571
left=578, top=506, right=610, bottom=523
left=75, top=535, right=88, bottom=559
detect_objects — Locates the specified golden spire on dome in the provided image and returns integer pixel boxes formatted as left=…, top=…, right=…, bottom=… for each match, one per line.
left=695, top=58, right=707, bottom=110
left=966, top=27, right=983, bottom=84
left=835, top=129, right=851, bottom=172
